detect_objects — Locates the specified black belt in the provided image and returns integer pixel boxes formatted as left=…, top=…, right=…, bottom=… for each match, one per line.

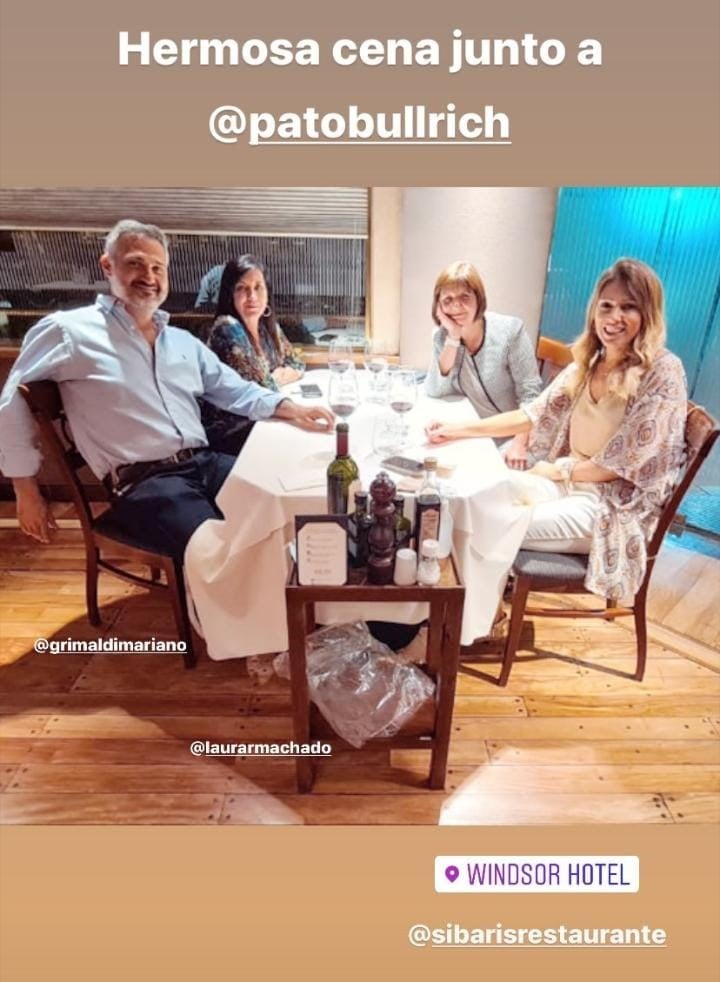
left=103, top=447, right=202, bottom=497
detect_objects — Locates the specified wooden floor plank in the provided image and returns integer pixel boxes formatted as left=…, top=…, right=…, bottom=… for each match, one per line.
left=0, top=715, right=50, bottom=737
left=0, top=793, right=223, bottom=825
left=40, top=714, right=295, bottom=741
left=6, top=762, right=299, bottom=795
left=219, top=791, right=674, bottom=825
left=524, top=694, right=720, bottom=718
left=438, top=792, right=673, bottom=825
left=0, top=693, right=250, bottom=717
left=0, top=653, right=92, bottom=691
left=459, top=674, right=720, bottom=697
left=0, top=765, right=19, bottom=792
left=220, top=794, right=443, bottom=825
left=662, top=793, right=720, bottom=823
left=436, top=763, right=720, bottom=795
left=451, top=716, right=719, bottom=740
left=483, top=739, right=720, bottom=766
left=0, top=738, right=50, bottom=764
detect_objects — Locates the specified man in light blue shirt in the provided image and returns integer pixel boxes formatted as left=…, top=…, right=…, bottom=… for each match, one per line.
left=0, top=219, right=333, bottom=559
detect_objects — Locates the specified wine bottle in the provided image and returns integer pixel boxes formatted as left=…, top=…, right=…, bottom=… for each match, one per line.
left=413, top=457, right=441, bottom=549
left=327, top=422, right=359, bottom=514
left=349, top=490, right=372, bottom=568
left=393, top=495, right=412, bottom=550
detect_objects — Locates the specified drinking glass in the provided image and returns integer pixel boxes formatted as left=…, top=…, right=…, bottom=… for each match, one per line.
left=388, top=367, right=417, bottom=448
left=328, top=337, right=354, bottom=374
left=372, top=411, right=402, bottom=457
left=328, top=368, right=360, bottom=420
left=361, top=339, right=389, bottom=403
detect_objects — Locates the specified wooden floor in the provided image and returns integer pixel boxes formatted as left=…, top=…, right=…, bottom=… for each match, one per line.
left=1, top=508, right=719, bottom=826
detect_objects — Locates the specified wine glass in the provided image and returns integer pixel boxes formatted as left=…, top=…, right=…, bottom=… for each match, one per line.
left=388, top=367, right=417, bottom=448
left=361, top=339, right=389, bottom=403
left=372, top=410, right=402, bottom=457
left=328, top=337, right=354, bottom=374
left=328, top=368, right=360, bottom=420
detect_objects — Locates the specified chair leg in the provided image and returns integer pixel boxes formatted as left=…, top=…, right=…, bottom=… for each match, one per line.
left=166, top=560, right=197, bottom=669
left=633, top=589, right=648, bottom=682
left=86, top=546, right=102, bottom=626
left=498, top=575, right=530, bottom=687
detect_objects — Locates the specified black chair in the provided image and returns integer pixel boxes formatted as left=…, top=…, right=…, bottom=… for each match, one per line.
left=19, top=381, right=197, bottom=668
left=497, top=402, right=719, bottom=686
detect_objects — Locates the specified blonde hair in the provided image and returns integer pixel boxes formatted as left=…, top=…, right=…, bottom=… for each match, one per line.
left=569, top=258, right=667, bottom=400
left=431, top=261, right=487, bottom=325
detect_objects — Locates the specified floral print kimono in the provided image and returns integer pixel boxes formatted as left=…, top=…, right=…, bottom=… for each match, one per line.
left=523, top=350, right=687, bottom=603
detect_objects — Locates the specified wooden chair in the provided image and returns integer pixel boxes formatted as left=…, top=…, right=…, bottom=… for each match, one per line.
left=498, top=402, right=719, bottom=686
left=536, top=335, right=573, bottom=382
left=19, top=381, right=197, bottom=668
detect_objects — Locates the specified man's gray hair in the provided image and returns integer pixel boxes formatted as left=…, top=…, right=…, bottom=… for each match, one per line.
left=104, top=219, right=169, bottom=257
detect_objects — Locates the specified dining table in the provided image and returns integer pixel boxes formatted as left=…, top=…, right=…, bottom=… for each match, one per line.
left=184, top=369, right=536, bottom=660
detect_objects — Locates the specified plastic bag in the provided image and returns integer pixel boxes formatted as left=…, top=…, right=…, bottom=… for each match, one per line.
left=274, top=622, right=435, bottom=748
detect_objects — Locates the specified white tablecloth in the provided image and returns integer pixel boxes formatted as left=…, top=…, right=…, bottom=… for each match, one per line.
left=185, top=371, right=535, bottom=659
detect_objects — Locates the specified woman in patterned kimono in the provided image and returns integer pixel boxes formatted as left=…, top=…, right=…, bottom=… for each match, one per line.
left=425, top=261, right=543, bottom=470
left=201, top=256, right=305, bottom=454
left=426, top=258, right=687, bottom=605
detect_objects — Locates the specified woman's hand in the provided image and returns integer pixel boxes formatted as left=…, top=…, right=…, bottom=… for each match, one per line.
left=527, top=460, right=564, bottom=481
left=503, top=433, right=530, bottom=471
left=437, top=309, right=463, bottom=341
left=272, top=366, right=303, bottom=387
left=425, top=420, right=458, bottom=444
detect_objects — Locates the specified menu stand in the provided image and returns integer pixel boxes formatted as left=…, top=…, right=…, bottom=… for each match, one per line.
left=284, top=559, right=465, bottom=792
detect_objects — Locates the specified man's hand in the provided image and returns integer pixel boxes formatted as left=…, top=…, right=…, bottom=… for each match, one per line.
left=503, top=433, right=530, bottom=471
left=13, top=477, right=58, bottom=544
left=274, top=400, right=335, bottom=432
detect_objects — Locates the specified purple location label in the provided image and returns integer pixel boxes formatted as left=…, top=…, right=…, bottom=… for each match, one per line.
left=445, top=865, right=460, bottom=883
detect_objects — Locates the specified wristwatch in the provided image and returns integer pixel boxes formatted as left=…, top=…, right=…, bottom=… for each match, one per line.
left=555, top=456, right=576, bottom=484
left=444, top=337, right=461, bottom=349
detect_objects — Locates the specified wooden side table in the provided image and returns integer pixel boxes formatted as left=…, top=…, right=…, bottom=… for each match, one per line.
left=284, top=559, right=465, bottom=792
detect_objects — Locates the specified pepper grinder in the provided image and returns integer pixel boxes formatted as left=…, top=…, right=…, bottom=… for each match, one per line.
left=367, top=471, right=397, bottom=585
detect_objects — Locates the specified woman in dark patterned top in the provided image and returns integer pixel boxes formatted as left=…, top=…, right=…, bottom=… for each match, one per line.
left=201, top=256, right=305, bottom=454
left=208, top=256, right=304, bottom=389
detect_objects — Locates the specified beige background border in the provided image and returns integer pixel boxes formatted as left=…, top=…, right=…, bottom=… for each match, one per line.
left=1, top=0, right=718, bottom=185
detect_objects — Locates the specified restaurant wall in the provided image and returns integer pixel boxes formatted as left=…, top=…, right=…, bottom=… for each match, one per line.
left=398, top=187, right=557, bottom=368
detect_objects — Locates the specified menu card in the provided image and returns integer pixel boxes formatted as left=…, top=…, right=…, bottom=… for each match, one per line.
left=295, top=516, right=349, bottom=585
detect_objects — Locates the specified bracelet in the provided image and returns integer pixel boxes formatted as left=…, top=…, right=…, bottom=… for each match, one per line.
left=444, top=337, right=461, bottom=349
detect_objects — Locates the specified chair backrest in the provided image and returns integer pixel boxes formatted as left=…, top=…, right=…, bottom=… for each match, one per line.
left=536, top=335, right=573, bottom=383
left=646, top=402, right=720, bottom=561
left=19, top=381, right=99, bottom=538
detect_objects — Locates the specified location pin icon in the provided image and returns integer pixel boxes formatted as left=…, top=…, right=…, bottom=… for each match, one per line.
left=445, top=865, right=460, bottom=883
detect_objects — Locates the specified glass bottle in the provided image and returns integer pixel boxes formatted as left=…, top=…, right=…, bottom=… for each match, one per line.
left=349, top=490, right=372, bottom=568
left=417, top=538, right=441, bottom=586
left=327, top=422, right=359, bottom=514
left=393, top=495, right=412, bottom=550
left=413, top=456, right=441, bottom=549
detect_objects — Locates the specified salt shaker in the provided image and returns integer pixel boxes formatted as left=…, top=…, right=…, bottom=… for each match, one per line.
left=417, top=538, right=441, bottom=586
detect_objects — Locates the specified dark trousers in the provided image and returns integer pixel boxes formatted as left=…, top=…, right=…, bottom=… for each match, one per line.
left=108, top=450, right=236, bottom=561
